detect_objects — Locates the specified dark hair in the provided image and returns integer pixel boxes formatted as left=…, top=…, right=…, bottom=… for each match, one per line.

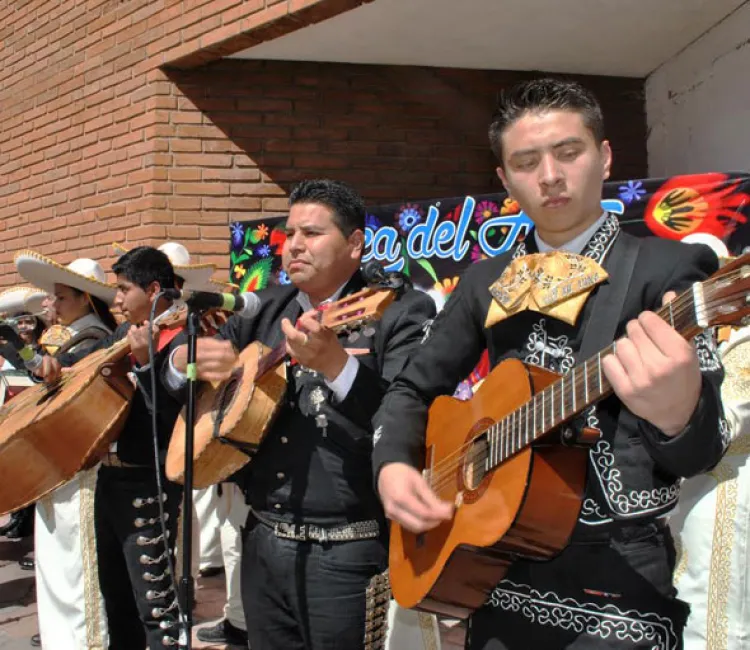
left=112, top=246, right=176, bottom=292
left=288, top=179, right=365, bottom=235
left=488, top=78, right=605, bottom=164
left=69, top=288, right=118, bottom=331
left=17, top=311, right=47, bottom=343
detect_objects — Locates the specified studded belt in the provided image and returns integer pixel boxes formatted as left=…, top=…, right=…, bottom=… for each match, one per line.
left=251, top=508, right=380, bottom=543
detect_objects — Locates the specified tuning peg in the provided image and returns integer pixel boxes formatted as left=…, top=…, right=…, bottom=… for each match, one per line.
left=363, top=325, right=376, bottom=338
left=347, top=331, right=360, bottom=343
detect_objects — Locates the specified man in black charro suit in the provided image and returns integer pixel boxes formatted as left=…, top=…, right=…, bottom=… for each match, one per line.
left=374, top=79, right=728, bottom=649
left=166, top=179, right=436, bottom=650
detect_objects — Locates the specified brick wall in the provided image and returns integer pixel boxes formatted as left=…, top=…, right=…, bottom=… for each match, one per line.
left=0, top=0, right=647, bottom=287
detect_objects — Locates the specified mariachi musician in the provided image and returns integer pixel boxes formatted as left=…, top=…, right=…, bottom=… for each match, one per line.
left=374, top=79, right=727, bottom=649
left=0, top=286, right=47, bottom=542
left=30, top=247, right=184, bottom=650
left=164, top=179, right=437, bottom=650
left=14, top=253, right=118, bottom=649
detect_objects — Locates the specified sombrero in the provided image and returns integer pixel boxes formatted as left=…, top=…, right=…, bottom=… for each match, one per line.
left=681, top=233, right=733, bottom=265
left=112, top=242, right=218, bottom=291
left=14, top=251, right=117, bottom=305
left=0, top=286, right=47, bottom=317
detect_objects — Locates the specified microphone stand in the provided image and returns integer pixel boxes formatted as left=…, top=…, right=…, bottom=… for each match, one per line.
left=178, top=307, right=200, bottom=649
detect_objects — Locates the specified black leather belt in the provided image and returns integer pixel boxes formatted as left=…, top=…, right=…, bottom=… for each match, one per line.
left=251, top=507, right=380, bottom=543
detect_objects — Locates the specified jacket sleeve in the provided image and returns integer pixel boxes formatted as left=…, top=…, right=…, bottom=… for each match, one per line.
left=637, top=243, right=728, bottom=478
left=372, top=265, right=488, bottom=479
left=327, top=289, right=437, bottom=441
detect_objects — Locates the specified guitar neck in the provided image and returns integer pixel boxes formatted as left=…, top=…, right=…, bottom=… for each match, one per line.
left=485, top=283, right=703, bottom=471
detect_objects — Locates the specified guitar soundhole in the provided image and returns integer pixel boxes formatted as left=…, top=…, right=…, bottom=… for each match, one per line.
left=463, top=435, right=489, bottom=491
left=212, top=371, right=241, bottom=421
left=36, top=381, right=63, bottom=405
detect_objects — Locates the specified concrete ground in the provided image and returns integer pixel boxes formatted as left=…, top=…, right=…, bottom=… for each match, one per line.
left=0, top=513, right=465, bottom=649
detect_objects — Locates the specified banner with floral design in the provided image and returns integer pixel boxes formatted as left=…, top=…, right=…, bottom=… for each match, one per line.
left=229, top=172, right=750, bottom=295
left=228, top=172, right=749, bottom=393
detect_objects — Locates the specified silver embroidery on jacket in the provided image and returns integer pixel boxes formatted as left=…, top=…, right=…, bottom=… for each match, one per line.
left=487, top=580, right=679, bottom=649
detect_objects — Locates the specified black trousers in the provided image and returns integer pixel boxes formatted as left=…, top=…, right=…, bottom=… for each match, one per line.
left=240, top=513, right=388, bottom=650
left=95, top=466, right=182, bottom=650
left=467, top=522, right=690, bottom=650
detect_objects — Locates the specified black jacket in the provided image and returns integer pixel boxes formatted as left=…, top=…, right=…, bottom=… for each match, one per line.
left=171, top=271, right=436, bottom=526
left=373, top=216, right=727, bottom=532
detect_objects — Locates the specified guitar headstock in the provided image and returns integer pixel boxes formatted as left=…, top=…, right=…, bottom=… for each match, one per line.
left=700, top=252, right=750, bottom=328
left=320, top=287, right=396, bottom=335
left=153, top=304, right=232, bottom=336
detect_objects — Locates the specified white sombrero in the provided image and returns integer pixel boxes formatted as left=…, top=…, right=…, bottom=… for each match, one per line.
left=113, top=241, right=218, bottom=291
left=681, top=233, right=732, bottom=264
left=0, top=286, right=47, bottom=317
left=14, top=251, right=117, bottom=305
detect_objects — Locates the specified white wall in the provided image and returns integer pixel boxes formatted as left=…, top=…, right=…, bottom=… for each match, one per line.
left=646, top=2, right=750, bottom=177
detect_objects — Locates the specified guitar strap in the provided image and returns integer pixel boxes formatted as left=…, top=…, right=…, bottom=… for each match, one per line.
left=575, top=232, right=641, bottom=364
left=561, top=233, right=639, bottom=446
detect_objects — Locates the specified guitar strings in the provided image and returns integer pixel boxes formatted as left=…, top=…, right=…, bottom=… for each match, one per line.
left=427, top=286, right=704, bottom=487
left=425, top=273, right=746, bottom=495
left=426, top=270, right=743, bottom=484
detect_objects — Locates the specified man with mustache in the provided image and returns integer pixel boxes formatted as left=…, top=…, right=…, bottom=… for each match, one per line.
left=166, top=179, right=436, bottom=649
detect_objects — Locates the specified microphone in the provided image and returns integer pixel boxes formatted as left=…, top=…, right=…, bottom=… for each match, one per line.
left=19, top=344, right=44, bottom=372
left=163, top=289, right=261, bottom=319
left=360, top=260, right=407, bottom=291
left=361, top=260, right=389, bottom=285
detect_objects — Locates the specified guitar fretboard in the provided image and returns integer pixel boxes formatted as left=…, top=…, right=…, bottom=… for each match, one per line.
left=485, top=284, right=704, bottom=471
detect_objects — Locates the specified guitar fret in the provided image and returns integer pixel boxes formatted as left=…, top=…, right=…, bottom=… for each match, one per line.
left=525, top=402, right=530, bottom=446
left=584, top=359, right=589, bottom=403
left=504, top=415, right=510, bottom=460
left=551, top=385, right=556, bottom=428
left=512, top=410, right=516, bottom=455
left=597, top=352, right=602, bottom=393
left=571, top=367, right=576, bottom=413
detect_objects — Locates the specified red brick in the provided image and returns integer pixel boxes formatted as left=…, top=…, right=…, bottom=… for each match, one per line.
left=0, top=12, right=647, bottom=288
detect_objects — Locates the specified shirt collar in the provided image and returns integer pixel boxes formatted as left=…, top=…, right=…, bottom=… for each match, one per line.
left=534, top=212, right=608, bottom=254
left=67, top=313, right=110, bottom=336
left=295, top=283, right=348, bottom=313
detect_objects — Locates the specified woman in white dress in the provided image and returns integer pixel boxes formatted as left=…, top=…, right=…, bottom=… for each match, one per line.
left=16, top=253, right=118, bottom=650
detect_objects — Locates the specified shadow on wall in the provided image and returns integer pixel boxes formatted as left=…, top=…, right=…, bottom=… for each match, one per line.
left=162, top=59, right=646, bottom=215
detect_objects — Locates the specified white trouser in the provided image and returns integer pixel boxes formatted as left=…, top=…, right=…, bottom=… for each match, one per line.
left=216, top=483, right=250, bottom=630
left=193, top=486, right=223, bottom=571
left=35, top=467, right=108, bottom=650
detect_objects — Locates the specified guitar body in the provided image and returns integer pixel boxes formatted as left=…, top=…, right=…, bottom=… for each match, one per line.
left=389, top=358, right=588, bottom=619
left=0, top=346, right=134, bottom=515
left=166, top=341, right=288, bottom=488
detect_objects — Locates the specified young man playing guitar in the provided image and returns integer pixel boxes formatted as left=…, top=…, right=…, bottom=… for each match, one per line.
left=38, top=246, right=185, bottom=649
left=374, top=79, right=728, bottom=649
left=166, top=179, right=436, bottom=650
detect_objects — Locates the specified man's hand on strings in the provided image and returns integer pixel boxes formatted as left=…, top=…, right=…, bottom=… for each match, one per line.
left=377, top=463, right=454, bottom=533
left=602, top=291, right=703, bottom=437
left=128, top=322, right=159, bottom=367
left=35, top=356, right=62, bottom=384
left=172, top=338, right=238, bottom=382
left=281, top=310, right=349, bottom=381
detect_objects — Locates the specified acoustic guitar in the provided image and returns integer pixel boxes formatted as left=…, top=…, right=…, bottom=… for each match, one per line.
left=0, top=305, right=221, bottom=516
left=389, top=254, right=750, bottom=619
left=166, top=285, right=397, bottom=488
